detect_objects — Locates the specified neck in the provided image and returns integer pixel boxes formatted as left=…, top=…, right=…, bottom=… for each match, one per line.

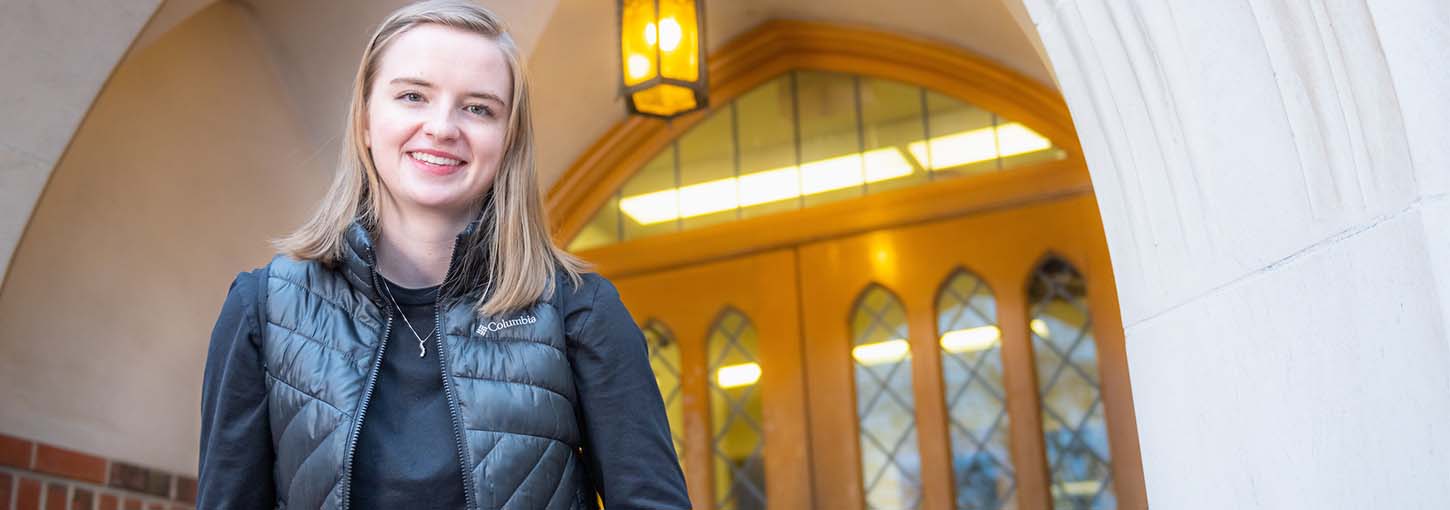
left=374, top=200, right=479, bottom=289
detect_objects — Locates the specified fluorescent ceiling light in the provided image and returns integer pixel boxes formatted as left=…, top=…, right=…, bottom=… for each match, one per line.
left=618, top=122, right=1052, bottom=225
left=1052, top=480, right=1104, bottom=497
left=940, top=325, right=1001, bottom=353
left=620, top=147, right=912, bottom=225
left=852, top=324, right=1009, bottom=367
left=852, top=339, right=912, bottom=366
left=1030, top=318, right=1051, bottom=339
left=907, top=122, right=1052, bottom=170
left=715, top=362, right=762, bottom=389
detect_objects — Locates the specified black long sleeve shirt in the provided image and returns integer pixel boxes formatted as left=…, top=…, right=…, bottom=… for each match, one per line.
left=351, top=277, right=465, bottom=509
left=198, top=267, right=691, bottom=509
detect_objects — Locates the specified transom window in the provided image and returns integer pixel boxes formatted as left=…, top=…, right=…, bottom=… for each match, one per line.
left=568, top=70, right=1065, bottom=251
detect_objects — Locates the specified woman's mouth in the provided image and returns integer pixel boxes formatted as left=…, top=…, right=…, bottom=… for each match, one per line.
left=408, top=151, right=467, bottom=176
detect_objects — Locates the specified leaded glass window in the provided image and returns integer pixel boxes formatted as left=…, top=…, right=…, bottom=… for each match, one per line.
left=568, top=71, right=1066, bottom=251
left=1027, top=256, right=1115, bottom=509
left=708, top=308, right=767, bottom=510
left=936, top=270, right=1016, bottom=510
left=643, top=320, right=686, bottom=472
left=850, top=285, right=922, bottom=510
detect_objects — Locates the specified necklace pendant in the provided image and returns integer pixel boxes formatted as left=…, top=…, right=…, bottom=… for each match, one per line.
left=419, top=339, right=427, bottom=358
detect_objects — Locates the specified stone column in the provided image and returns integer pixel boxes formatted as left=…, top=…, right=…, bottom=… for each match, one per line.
left=1019, top=0, right=1450, bottom=507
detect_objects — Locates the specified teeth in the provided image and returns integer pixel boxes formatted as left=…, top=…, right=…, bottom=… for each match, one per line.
left=410, top=152, right=463, bottom=166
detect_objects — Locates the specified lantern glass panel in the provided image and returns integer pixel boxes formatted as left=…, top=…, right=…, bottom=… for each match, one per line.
left=620, top=0, right=659, bottom=86
left=632, top=84, right=699, bottom=117
left=658, top=0, right=701, bottom=82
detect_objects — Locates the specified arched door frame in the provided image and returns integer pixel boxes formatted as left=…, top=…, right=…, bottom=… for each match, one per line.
left=547, top=19, right=1146, bottom=510
left=547, top=20, right=1081, bottom=249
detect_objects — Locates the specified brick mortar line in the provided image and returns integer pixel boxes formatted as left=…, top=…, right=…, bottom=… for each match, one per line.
left=1, top=434, right=199, bottom=503
left=6, top=470, right=16, bottom=510
left=0, top=465, right=190, bottom=508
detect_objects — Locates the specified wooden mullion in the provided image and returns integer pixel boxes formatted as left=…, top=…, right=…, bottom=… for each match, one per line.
left=997, top=281, right=1054, bottom=510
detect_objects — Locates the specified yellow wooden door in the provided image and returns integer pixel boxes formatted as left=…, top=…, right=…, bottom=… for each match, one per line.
left=610, top=196, right=1143, bottom=510
left=612, top=249, right=813, bottom=510
left=797, top=194, right=1143, bottom=510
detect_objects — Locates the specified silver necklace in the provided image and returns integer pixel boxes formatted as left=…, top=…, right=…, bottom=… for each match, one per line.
left=380, top=278, right=436, bottom=358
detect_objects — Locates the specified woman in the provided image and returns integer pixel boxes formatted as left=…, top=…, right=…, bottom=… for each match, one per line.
left=197, top=1, right=691, bottom=508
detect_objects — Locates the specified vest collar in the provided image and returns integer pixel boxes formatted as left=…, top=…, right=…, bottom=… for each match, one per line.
left=339, top=214, right=487, bottom=306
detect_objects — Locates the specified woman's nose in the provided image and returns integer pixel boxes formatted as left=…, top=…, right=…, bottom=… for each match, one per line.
left=422, top=106, right=461, bottom=141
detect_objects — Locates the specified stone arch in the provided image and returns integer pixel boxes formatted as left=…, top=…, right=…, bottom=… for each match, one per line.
left=547, top=19, right=1080, bottom=243
left=1007, top=1, right=1450, bottom=508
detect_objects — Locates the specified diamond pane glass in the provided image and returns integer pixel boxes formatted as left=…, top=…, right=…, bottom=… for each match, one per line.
left=936, top=270, right=1016, bottom=510
left=644, top=320, right=686, bottom=472
left=851, top=285, right=922, bottom=510
left=1028, top=256, right=1115, bottom=510
left=708, top=309, right=767, bottom=510
left=569, top=71, right=1065, bottom=251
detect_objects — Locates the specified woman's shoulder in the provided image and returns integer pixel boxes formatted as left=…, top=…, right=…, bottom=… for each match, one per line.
left=209, top=260, right=273, bottom=345
left=221, top=261, right=273, bottom=313
left=554, top=268, right=619, bottom=302
left=552, top=268, right=623, bottom=318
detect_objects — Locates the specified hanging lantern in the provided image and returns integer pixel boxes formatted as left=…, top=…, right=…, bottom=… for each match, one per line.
left=619, top=0, right=707, bottom=118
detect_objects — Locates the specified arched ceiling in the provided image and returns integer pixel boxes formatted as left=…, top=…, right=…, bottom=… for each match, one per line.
left=226, top=0, right=1053, bottom=186
left=527, top=0, right=1055, bottom=187
left=0, top=0, right=1050, bottom=286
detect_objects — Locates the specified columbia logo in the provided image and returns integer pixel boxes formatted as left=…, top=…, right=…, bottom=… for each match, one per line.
left=476, top=314, right=538, bottom=336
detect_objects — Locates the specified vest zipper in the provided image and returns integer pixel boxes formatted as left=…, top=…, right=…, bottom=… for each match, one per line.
left=436, top=241, right=478, bottom=510
left=340, top=302, right=393, bottom=509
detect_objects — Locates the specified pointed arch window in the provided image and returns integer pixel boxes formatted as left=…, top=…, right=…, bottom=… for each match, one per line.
left=707, top=308, right=767, bottom=510
left=642, top=319, right=686, bottom=471
left=936, top=269, right=1016, bottom=510
left=1028, top=256, right=1115, bottom=509
left=568, top=70, right=1066, bottom=251
left=850, top=284, right=922, bottom=509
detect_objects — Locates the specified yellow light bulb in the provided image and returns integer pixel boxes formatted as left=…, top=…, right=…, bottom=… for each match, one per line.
left=658, top=17, right=682, bottom=52
left=626, top=54, right=652, bottom=80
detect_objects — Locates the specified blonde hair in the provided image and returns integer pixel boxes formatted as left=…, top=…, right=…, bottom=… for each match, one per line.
left=273, top=0, right=587, bottom=314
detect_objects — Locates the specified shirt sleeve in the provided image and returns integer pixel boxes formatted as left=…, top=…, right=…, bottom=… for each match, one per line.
left=198, top=269, right=277, bottom=509
left=566, top=274, right=692, bottom=509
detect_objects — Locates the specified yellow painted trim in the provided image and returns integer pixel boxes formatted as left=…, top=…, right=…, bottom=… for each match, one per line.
left=546, top=20, right=1081, bottom=245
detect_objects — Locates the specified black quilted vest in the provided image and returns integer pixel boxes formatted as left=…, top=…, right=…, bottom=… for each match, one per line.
left=259, top=220, right=595, bottom=509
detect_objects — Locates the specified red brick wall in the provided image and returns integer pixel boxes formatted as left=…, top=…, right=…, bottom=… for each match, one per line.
left=0, top=434, right=194, bottom=510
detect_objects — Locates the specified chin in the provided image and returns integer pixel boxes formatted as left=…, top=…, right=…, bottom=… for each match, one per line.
left=407, top=192, right=479, bottom=212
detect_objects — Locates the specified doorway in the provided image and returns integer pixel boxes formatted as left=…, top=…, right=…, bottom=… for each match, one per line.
left=612, top=191, right=1140, bottom=510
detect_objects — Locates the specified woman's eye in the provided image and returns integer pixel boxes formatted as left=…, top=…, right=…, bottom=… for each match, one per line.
left=398, top=92, right=423, bottom=102
left=465, top=104, right=493, bottom=117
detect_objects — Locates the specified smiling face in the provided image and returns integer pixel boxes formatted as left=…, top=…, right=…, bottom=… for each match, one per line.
left=365, top=23, right=513, bottom=218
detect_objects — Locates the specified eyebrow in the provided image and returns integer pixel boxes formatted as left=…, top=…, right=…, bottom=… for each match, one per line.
left=388, top=77, right=506, bottom=105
